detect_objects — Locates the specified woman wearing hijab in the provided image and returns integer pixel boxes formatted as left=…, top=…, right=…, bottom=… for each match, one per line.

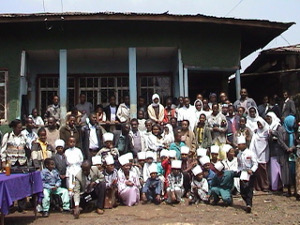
left=194, top=99, right=204, bottom=128
left=277, top=115, right=296, bottom=197
left=249, top=117, right=270, bottom=191
left=265, top=112, right=287, bottom=192
left=246, top=106, right=262, bottom=132
left=162, top=124, right=174, bottom=147
left=147, top=94, right=164, bottom=123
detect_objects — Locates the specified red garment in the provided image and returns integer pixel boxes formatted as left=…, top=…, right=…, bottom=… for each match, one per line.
left=162, top=158, right=172, bottom=198
left=163, top=108, right=176, bottom=124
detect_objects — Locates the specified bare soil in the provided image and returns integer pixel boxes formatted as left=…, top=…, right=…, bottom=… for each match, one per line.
left=4, top=192, right=300, bottom=225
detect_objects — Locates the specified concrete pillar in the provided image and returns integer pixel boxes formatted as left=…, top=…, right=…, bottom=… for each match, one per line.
left=235, top=69, right=241, bottom=99
left=59, top=49, right=67, bottom=125
left=184, top=68, right=189, bottom=97
left=129, top=47, right=137, bottom=119
left=178, top=49, right=184, bottom=97
left=18, top=50, right=27, bottom=119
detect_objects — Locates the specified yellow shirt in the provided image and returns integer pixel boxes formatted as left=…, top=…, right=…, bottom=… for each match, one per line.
left=37, top=139, right=48, bottom=160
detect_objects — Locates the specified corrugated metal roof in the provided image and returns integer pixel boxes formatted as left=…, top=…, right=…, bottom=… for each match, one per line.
left=0, top=11, right=294, bottom=29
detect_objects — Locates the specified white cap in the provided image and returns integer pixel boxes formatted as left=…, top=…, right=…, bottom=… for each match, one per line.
left=171, top=160, right=182, bottom=169
left=149, top=164, right=158, bottom=174
left=105, top=155, right=114, bottom=165
left=125, top=152, right=133, bottom=161
left=214, top=161, right=224, bottom=171
left=200, top=156, right=210, bottom=166
left=92, top=155, right=102, bottom=165
left=169, top=150, right=177, bottom=158
left=146, top=151, right=155, bottom=159
left=197, top=148, right=207, bottom=157
left=210, top=145, right=219, bottom=154
left=160, top=149, right=169, bottom=158
left=180, top=146, right=190, bottom=154
left=55, top=139, right=65, bottom=148
left=237, top=135, right=246, bottom=144
left=137, top=152, right=146, bottom=160
left=119, top=155, right=130, bottom=166
left=192, top=165, right=203, bottom=176
left=103, top=132, right=114, bottom=142
left=223, top=144, right=233, bottom=153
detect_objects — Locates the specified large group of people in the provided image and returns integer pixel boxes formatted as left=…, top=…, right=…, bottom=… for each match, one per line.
left=0, top=88, right=299, bottom=219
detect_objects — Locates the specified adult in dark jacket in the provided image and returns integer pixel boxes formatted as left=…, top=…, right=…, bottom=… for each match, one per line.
left=104, top=95, right=120, bottom=132
left=113, top=123, right=134, bottom=156
left=281, top=91, right=296, bottom=122
left=59, top=115, right=81, bottom=149
left=81, top=113, right=106, bottom=161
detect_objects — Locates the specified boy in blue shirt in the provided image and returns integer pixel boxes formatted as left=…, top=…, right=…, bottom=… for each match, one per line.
left=41, top=158, right=70, bottom=217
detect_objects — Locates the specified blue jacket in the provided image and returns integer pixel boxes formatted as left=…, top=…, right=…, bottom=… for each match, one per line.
left=41, top=168, right=62, bottom=189
left=142, top=177, right=162, bottom=195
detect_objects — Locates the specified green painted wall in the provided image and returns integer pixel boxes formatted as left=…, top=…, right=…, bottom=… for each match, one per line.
left=0, top=20, right=241, bottom=123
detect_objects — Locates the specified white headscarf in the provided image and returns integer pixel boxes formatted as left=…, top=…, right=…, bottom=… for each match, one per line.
left=152, top=94, right=160, bottom=107
left=163, top=124, right=174, bottom=145
left=246, top=106, right=260, bottom=132
left=266, top=111, right=281, bottom=131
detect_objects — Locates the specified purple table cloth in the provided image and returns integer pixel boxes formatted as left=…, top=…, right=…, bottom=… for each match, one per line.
left=0, top=171, right=43, bottom=215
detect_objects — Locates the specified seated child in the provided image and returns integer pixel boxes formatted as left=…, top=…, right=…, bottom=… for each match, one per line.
left=162, top=150, right=176, bottom=197
left=103, top=155, right=118, bottom=209
left=52, top=139, right=67, bottom=188
left=210, top=145, right=220, bottom=170
left=166, top=160, right=184, bottom=204
left=97, top=132, right=119, bottom=163
left=143, top=151, right=156, bottom=183
left=41, top=158, right=70, bottom=217
left=200, top=156, right=216, bottom=191
left=210, top=161, right=234, bottom=206
left=189, top=165, right=209, bottom=205
left=141, top=164, right=162, bottom=205
left=31, top=127, right=54, bottom=169
left=136, top=152, right=146, bottom=185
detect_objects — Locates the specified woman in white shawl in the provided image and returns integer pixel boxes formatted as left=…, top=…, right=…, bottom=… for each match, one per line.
left=249, top=117, right=270, bottom=191
left=194, top=99, right=204, bottom=128
left=147, top=94, right=164, bottom=123
left=162, top=124, right=174, bottom=147
left=246, top=106, right=262, bottom=132
left=265, top=111, right=285, bottom=191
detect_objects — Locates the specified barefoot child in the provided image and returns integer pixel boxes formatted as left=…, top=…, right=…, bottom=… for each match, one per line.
left=166, top=160, right=184, bottom=204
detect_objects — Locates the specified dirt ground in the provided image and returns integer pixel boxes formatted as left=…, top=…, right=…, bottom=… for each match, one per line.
left=4, top=192, right=300, bottom=225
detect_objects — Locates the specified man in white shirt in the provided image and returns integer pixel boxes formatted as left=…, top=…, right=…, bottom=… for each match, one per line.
left=177, top=97, right=196, bottom=131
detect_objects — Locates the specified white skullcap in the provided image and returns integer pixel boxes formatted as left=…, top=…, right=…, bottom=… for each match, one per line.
left=197, top=148, right=207, bottom=157
left=237, top=135, right=246, bottom=144
left=200, top=156, right=210, bottom=166
left=192, top=165, right=203, bottom=176
left=160, top=149, right=169, bottom=158
left=55, top=139, right=65, bottom=148
left=223, top=144, right=233, bottom=153
left=210, top=145, right=219, bottom=154
left=103, top=132, right=114, bottom=142
left=92, top=155, right=102, bottom=165
left=125, top=152, right=133, bottom=160
left=119, top=155, right=130, bottom=166
left=214, top=161, right=225, bottom=172
left=137, top=152, right=146, bottom=160
left=180, top=146, right=190, bottom=154
left=171, top=160, right=182, bottom=169
left=168, top=150, right=177, bottom=158
left=146, top=151, right=155, bottom=159
left=149, top=164, right=158, bottom=174
left=105, top=155, right=114, bottom=165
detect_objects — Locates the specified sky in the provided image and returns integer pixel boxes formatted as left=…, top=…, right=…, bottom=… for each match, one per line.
left=1, top=0, right=299, bottom=72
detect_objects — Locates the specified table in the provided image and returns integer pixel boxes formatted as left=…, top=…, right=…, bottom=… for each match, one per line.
left=0, top=171, right=43, bottom=224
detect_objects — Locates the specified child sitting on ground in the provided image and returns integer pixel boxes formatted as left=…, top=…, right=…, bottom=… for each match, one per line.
left=41, top=158, right=70, bottom=217
left=141, top=164, right=162, bottom=205
left=200, top=156, right=216, bottom=191
left=143, top=151, right=156, bottom=182
left=166, top=160, right=184, bottom=204
left=189, top=165, right=209, bottom=205
left=97, top=132, right=119, bottom=163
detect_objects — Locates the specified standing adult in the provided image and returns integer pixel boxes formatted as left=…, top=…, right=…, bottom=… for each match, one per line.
left=45, top=116, right=60, bottom=150
left=226, top=105, right=239, bottom=147
left=29, top=108, right=44, bottom=133
left=81, top=113, right=106, bottom=161
left=246, top=106, right=261, bottom=133
left=104, top=95, right=120, bottom=132
left=257, top=96, right=270, bottom=119
left=21, top=117, right=38, bottom=152
left=177, top=97, right=197, bottom=131
left=163, top=97, right=176, bottom=124
left=60, top=115, right=81, bottom=149
left=44, top=95, right=61, bottom=127
left=194, top=114, right=212, bottom=149
left=147, top=94, right=164, bottom=124
left=281, top=90, right=296, bottom=122
left=117, top=95, right=130, bottom=123
left=76, top=93, right=93, bottom=124
left=233, top=88, right=257, bottom=111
